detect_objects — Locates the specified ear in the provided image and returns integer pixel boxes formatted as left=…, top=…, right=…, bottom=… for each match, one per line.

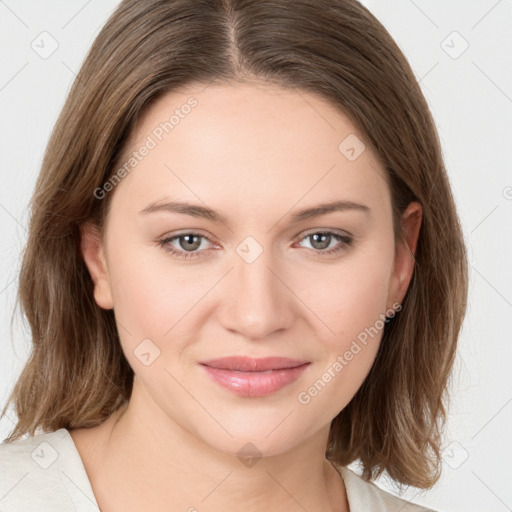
left=386, top=201, right=422, bottom=309
left=80, top=221, right=114, bottom=310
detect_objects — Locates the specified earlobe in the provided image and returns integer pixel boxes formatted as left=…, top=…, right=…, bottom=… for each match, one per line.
left=80, top=222, right=114, bottom=310
left=387, top=201, right=422, bottom=308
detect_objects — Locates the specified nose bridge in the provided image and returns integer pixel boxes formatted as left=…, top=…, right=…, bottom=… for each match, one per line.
left=219, top=236, right=293, bottom=339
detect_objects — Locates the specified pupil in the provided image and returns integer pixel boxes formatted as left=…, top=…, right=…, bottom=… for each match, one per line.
left=181, top=234, right=199, bottom=250
left=312, top=233, right=330, bottom=250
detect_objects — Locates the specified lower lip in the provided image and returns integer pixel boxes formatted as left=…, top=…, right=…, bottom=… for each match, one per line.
left=200, top=363, right=310, bottom=398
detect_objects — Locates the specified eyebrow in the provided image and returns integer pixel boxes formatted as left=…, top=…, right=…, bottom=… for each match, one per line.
left=139, top=199, right=370, bottom=225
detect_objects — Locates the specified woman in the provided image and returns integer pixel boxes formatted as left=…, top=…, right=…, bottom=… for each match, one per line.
left=0, top=1, right=468, bottom=511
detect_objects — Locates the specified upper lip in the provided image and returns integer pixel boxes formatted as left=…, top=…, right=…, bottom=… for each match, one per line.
left=200, top=356, right=310, bottom=372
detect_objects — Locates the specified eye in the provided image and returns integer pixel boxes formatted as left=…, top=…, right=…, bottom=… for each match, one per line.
left=157, top=232, right=215, bottom=260
left=293, top=231, right=353, bottom=257
left=157, top=230, right=353, bottom=260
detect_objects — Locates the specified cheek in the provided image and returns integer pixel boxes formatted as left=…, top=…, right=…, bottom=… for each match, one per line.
left=332, top=267, right=391, bottom=339
left=105, top=249, right=199, bottom=384
left=297, top=244, right=394, bottom=343
left=294, top=246, right=393, bottom=405
left=105, top=242, right=187, bottom=339
left=296, top=340, right=379, bottom=429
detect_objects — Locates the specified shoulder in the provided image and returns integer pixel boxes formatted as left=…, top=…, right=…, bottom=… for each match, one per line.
left=0, top=428, right=99, bottom=511
left=338, top=466, right=437, bottom=512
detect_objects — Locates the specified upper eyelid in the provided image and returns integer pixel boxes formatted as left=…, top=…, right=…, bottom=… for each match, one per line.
left=295, top=228, right=352, bottom=239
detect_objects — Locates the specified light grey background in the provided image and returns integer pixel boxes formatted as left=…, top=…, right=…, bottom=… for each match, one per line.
left=1, top=1, right=511, bottom=511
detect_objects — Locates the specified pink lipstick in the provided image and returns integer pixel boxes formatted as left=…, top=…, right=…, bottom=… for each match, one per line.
left=199, top=356, right=310, bottom=397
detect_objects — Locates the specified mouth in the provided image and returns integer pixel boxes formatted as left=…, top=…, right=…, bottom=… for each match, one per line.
left=199, top=356, right=311, bottom=397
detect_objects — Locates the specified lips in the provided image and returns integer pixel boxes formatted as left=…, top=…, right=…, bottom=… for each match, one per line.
left=199, top=356, right=310, bottom=397
left=200, top=356, right=309, bottom=372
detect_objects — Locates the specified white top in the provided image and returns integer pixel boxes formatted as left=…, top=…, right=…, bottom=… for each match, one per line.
left=0, top=428, right=436, bottom=511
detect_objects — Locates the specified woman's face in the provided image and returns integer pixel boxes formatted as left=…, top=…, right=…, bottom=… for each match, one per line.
left=82, top=82, right=420, bottom=457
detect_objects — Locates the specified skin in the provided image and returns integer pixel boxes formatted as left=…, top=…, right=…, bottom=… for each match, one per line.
left=73, top=81, right=422, bottom=512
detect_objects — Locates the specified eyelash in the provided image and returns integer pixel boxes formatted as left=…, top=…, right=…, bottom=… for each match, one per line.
left=156, top=230, right=353, bottom=260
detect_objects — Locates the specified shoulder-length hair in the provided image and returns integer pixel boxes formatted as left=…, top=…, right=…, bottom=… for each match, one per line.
left=1, top=0, right=467, bottom=489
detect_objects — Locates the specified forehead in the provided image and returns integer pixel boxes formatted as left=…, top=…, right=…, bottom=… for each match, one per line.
left=128, top=81, right=368, bottom=160
left=110, top=82, right=390, bottom=219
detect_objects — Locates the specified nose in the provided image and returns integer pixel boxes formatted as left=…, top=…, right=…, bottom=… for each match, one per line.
left=217, top=243, right=296, bottom=341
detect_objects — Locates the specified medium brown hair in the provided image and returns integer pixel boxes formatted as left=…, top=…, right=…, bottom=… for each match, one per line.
left=1, top=0, right=468, bottom=489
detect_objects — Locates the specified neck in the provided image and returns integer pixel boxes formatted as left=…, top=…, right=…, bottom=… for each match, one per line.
left=80, top=382, right=349, bottom=512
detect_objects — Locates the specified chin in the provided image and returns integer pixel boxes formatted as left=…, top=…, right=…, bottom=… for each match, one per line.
left=188, top=410, right=319, bottom=462
left=208, top=432, right=299, bottom=462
